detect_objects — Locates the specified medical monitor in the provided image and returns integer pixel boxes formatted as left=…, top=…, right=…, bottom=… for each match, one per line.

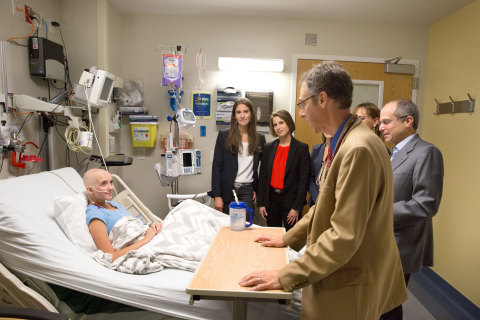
left=73, top=67, right=115, bottom=107
left=179, top=150, right=195, bottom=175
left=176, top=108, right=196, bottom=128
left=89, top=69, right=115, bottom=106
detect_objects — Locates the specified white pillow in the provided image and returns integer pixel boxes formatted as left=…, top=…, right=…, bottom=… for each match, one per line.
left=54, top=192, right=97, bottom=256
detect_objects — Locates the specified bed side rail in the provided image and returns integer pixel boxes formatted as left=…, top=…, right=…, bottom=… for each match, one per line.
left=166, top=193, right=211, bottom=211
left=111, top=174, right=161, bottom=224
left=0, top=262, right=58, bottom=313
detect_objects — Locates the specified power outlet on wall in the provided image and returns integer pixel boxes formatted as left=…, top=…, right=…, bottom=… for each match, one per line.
left=11, top=0, right=22, bottom=17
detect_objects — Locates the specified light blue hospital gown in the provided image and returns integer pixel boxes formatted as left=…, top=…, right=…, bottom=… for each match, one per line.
left=86, top=201, right=131, bottom=234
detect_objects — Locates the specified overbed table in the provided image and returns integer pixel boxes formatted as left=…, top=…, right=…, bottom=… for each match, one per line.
left=186, top=226, right=292, bottom=320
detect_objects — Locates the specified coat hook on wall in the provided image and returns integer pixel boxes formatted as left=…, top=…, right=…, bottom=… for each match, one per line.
left=434, top=93, right=475, bottom=115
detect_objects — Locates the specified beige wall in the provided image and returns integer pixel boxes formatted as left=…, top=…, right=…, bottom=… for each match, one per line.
left=60, top=0, right=98, bottom=83
left=423, top=0, right=480, bottom=306
left=114, top=14, right=429, bottom=217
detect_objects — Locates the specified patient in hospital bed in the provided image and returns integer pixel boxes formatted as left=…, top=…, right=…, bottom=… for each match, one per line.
left=81, top=168, right=229, bottom=275
left=84, top=169, right=164, bottom=262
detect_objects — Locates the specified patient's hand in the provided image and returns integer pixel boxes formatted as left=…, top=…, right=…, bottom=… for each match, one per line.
left=144, top=227, right=157, bottom=242
left=150, top=222, right=163, bottom=234
left=255, top=234, right=287, bottom=248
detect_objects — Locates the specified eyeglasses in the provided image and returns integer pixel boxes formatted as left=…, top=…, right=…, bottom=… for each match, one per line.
left=296, top=95, right=316, bottom=110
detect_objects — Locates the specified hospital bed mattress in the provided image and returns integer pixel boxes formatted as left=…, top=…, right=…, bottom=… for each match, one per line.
left=0, top=168, right=300, bottom=319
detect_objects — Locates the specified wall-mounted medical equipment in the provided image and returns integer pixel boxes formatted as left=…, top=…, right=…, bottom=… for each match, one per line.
left=159, top=148, right=201, bottom=177
left=195, top=149, right=201, bottom=174
left=168, top=89, right=184, bottom=111
left=11, top=67, right=116, bottom=156
left=162, top=53, right=183, bottom=87
left=159, top=149, right=202, bottom=177
left=11, top=141, right=43, bottom=169
left=72, top=67, right=115, bottom=107
left=154, top=45, right=204, bottom=194
left=158, top=107, right=198, bottom=176
left=12, top=94, right=65, bottom=113
left=176, top=108, right=196, bottom=128
left=129, top=115, right=158, bottom=148
left=28, top=37, right=65, bottom=81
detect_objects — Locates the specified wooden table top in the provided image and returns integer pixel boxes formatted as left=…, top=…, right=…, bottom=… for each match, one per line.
left=186, top=226, right=292, bottom=300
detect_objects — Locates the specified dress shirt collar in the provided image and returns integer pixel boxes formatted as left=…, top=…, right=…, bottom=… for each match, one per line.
left=394, top=133, right=417, bottom=152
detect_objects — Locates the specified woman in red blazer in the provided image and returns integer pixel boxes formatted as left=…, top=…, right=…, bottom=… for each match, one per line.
left=257, top=110, right=310, bottom=231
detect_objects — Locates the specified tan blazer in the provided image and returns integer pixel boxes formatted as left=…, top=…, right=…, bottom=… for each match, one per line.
left=279, top=119, right=407, bottom=320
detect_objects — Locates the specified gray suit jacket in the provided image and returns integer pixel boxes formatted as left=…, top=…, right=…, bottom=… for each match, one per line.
left=392, top=134, right=444, bottom=273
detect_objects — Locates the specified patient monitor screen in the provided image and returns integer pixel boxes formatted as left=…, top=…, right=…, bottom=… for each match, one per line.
left=183, top=152, right=193, bottom=167
left=183, top=109, right=196, bottom=121
left=100, top=77, right=114, bottom=102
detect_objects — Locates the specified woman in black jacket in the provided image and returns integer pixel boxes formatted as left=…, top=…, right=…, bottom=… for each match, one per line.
left=211, top=98, right=265, bottom=214
left=257, top=110, right=310, bottom=231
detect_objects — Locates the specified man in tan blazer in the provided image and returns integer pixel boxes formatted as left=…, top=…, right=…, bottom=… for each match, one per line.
left=240, top=61, right=407, bottom=319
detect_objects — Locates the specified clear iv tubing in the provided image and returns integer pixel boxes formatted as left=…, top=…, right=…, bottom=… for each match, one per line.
left=196, top=50, right=207, bottom=90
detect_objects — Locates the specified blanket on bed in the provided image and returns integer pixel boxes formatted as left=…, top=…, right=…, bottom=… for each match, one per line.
left=93, top=199, right=229, bottom=274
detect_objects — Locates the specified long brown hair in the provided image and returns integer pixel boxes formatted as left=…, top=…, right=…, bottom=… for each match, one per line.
left=227, top=98, right=260, bottom=155
left=353, top=102, right=381, bottom=137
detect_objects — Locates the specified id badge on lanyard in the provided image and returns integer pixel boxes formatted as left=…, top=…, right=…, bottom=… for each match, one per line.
left=315, top=115, right=358, bottom=193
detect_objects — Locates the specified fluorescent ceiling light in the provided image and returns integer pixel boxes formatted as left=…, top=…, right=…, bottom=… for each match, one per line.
left=218, top=57, right=284, bottom=72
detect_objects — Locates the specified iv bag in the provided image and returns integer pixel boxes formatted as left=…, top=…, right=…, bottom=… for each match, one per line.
left=162, top=54, right=183, bottom=87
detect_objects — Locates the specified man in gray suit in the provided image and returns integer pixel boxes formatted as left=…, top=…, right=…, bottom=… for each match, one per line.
left=379, top=99, right=444, bottom=320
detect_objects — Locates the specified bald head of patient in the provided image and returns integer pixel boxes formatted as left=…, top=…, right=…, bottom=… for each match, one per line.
left=83, top=169, right=114, bottom=205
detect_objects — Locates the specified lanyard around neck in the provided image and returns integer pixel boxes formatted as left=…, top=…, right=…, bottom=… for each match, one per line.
left=317, top=115, right=358, bottom=186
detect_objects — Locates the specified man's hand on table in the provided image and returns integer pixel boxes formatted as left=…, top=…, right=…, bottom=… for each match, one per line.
left=238, top=233, right=287, bottom=291
left=239, top=270, right=283, bottom=291
left=254, top=234, right=287, bottom=247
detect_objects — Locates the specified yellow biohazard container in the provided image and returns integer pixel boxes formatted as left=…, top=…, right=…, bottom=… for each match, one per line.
left=129, top=116, right=158, bottom=147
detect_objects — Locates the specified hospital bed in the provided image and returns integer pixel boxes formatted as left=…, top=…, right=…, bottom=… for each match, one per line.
left=0, top=168, right=300, bottom=319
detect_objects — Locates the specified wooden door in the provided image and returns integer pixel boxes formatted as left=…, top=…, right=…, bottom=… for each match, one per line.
left=294, top=59, right=414, bottom=151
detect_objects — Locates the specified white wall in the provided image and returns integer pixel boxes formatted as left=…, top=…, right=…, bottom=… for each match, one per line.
left=115, top=14, right=429, bottom=217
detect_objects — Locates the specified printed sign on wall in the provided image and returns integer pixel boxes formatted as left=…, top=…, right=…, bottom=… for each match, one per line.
left=191, top=91, right=212, bottom=119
